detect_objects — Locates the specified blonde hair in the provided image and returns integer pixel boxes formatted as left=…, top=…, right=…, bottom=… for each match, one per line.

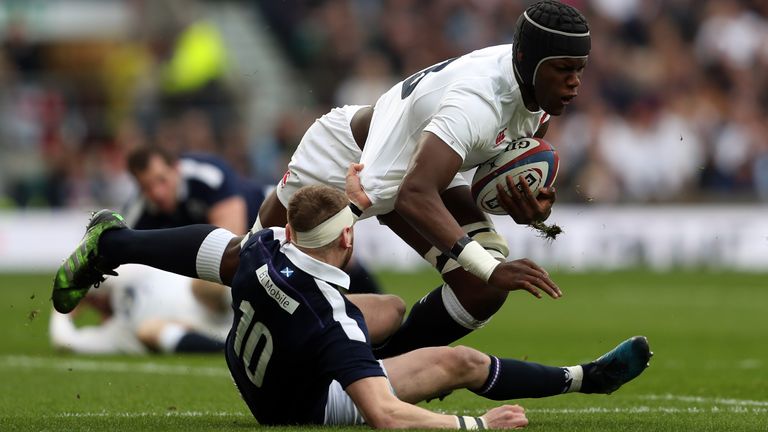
left=287, top=185, right=348, bottom=234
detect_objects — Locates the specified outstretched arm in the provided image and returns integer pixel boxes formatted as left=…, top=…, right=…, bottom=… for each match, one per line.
left=346, top=376, right=528, bottom=429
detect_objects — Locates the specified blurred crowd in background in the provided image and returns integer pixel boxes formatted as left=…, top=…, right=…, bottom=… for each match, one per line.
left=1, top=0, right=767, bottom=210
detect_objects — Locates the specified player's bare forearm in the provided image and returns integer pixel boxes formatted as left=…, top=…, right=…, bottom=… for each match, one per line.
left=396, top=181, right=466, bottom=252
left=347, top=377, right=528, bottom=429
left=395, top=133, right=467, bottom=253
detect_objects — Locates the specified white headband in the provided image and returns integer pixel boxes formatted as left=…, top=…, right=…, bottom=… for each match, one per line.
left=293, top=206, right=356, bottom=248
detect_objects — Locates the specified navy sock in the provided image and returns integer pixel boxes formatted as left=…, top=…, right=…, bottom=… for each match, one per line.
left=578, top=362, right=599, bottom=393
left=99, top=225, right=218, bottom=279
left=473, top=356, right=570, bottom=400
left=373, top=286, right=472, bottom=358
left=175, top=332, right=225, bottom=353
left=346, top=261, right=382, bottom=294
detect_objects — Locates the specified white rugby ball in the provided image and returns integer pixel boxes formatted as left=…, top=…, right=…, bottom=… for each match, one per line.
left=471, top=137, right=559, bottom=215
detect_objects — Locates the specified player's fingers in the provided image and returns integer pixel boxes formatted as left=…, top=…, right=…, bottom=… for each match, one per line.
left=505, top=174, right=524, bottom=201
left=518, top=258, right=549, bottom=276
left=500, top=178, right=528, bottom=221
left=515, top=260, right=561, bottom=297
left=539, top=186, right=556, bottom=202
left=517, top=280, right=543, bottom=298
left=517, top=175, right=536, bottom=203
left=509, top=404, right=525, bottom=413
left=523, top=280, right=550, bottom=299
left=522, top=273, right=560, bottom=299
left=496, top=183, right=523, bottom=216
left=347, top=163, right=364, bottom=177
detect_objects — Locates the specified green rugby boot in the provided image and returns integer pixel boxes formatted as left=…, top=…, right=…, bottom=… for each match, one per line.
left=51, top=209, right=127, bottom=313
left=582, top=336, right=653, bottom=394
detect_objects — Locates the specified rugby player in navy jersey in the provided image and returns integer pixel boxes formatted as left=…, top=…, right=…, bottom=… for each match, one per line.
left=51, top=184, right=651, bottom=428
left=124, top=146, right=263, bottom=235
left=123, top=146, right=382, bottom=296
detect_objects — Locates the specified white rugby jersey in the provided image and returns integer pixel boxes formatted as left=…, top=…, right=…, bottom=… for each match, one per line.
left=359, top=44, right=549, bottom=216
left=49, top=265, right=228, bottom=354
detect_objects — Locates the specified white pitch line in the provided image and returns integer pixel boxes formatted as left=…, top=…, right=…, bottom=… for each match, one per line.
left=50, top=407, right=768, bottom=418
left=527, top=406, right=768, bottom=414
left=0, top=355, right=229, bottom=377
left=51, top=411, right=250, bottom=418
left=438, top=406, right=768, bottom=416
left=639, top=394, right=768, bottom=407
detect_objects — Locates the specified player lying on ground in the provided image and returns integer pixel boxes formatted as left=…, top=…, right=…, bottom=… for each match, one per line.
left=49, top=0, right=591, bottom=358
left=50, top=265, right=231, bottom=354
left=51, top=185, right=652, bottom=428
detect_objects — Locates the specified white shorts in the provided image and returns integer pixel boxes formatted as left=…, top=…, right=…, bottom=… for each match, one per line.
left=275, top=105, right=468, bottom=220
left=276, top=105, right=365, bottom=212
left=323, top=360, right=391, bottom=426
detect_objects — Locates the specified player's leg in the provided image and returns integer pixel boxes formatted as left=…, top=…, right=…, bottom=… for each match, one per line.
left=374, top=185, right=508, bottom=357
left=383, top=336, right=653, bottom=404
left=136, top=319, right=225, bottom=353
left=52, top=210, right=242, bottom=313
left=191, top=279, right=231, bottom=313
left=49, top=311, right=147, bottom=354
left=347, top=294, right=405, bottom=345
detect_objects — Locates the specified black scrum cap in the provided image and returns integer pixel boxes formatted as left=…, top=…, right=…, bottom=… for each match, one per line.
left=512, top=0, right=591, bottom=87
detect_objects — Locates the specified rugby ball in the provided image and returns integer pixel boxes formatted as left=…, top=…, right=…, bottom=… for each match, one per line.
left=471, top=137, right=559, bottom=215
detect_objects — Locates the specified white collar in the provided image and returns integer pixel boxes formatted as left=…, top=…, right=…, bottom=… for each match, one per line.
left=280, top=240, right=350, bottom=290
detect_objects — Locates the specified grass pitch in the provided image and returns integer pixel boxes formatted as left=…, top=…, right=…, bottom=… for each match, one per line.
left=0, top=270, right=766, bottom=431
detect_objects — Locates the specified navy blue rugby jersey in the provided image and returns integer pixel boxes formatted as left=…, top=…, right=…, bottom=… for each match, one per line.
left=124, top=153, right=264, bottom=229
left=226, top=228, right=385, bottom=425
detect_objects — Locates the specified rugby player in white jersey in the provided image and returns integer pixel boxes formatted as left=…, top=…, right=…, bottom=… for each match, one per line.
left=50, top=265, right=230, bottom=354
left=254, top=0, right=590, bottom=356
left=52, top=0, right=590, bottom=357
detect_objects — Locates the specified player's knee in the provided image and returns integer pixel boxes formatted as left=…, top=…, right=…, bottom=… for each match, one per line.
left=379, top=294, right=406, bottom=336
left=432, top=345, right=489, bottom=385
left=441, top=282, right=506, bottom=325
left=448, top=345, right=491, bottom=381
left=385, top=294, right=406, bottom=323
left=136, top=319, right=166, bottom=349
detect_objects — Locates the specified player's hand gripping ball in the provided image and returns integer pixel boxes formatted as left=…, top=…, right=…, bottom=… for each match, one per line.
left=471, top=138, right=559, bottom=215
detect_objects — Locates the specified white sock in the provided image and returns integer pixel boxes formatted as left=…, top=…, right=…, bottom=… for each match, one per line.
left=157, top=323, right=187, bottom=353
left=195, top=228, right=236, bottom=284
left=563, top=365, right=584, bottom=393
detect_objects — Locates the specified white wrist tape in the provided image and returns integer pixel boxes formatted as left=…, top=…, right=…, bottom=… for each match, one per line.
left=456, top=415, right=486, bottom=429
left=456, top=240, right=500, bottom=282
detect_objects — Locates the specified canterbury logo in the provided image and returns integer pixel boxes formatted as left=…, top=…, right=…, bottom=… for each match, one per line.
left=279, top=170, right=291, bottom=188
left=495, top=128, right=507, bottom=146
